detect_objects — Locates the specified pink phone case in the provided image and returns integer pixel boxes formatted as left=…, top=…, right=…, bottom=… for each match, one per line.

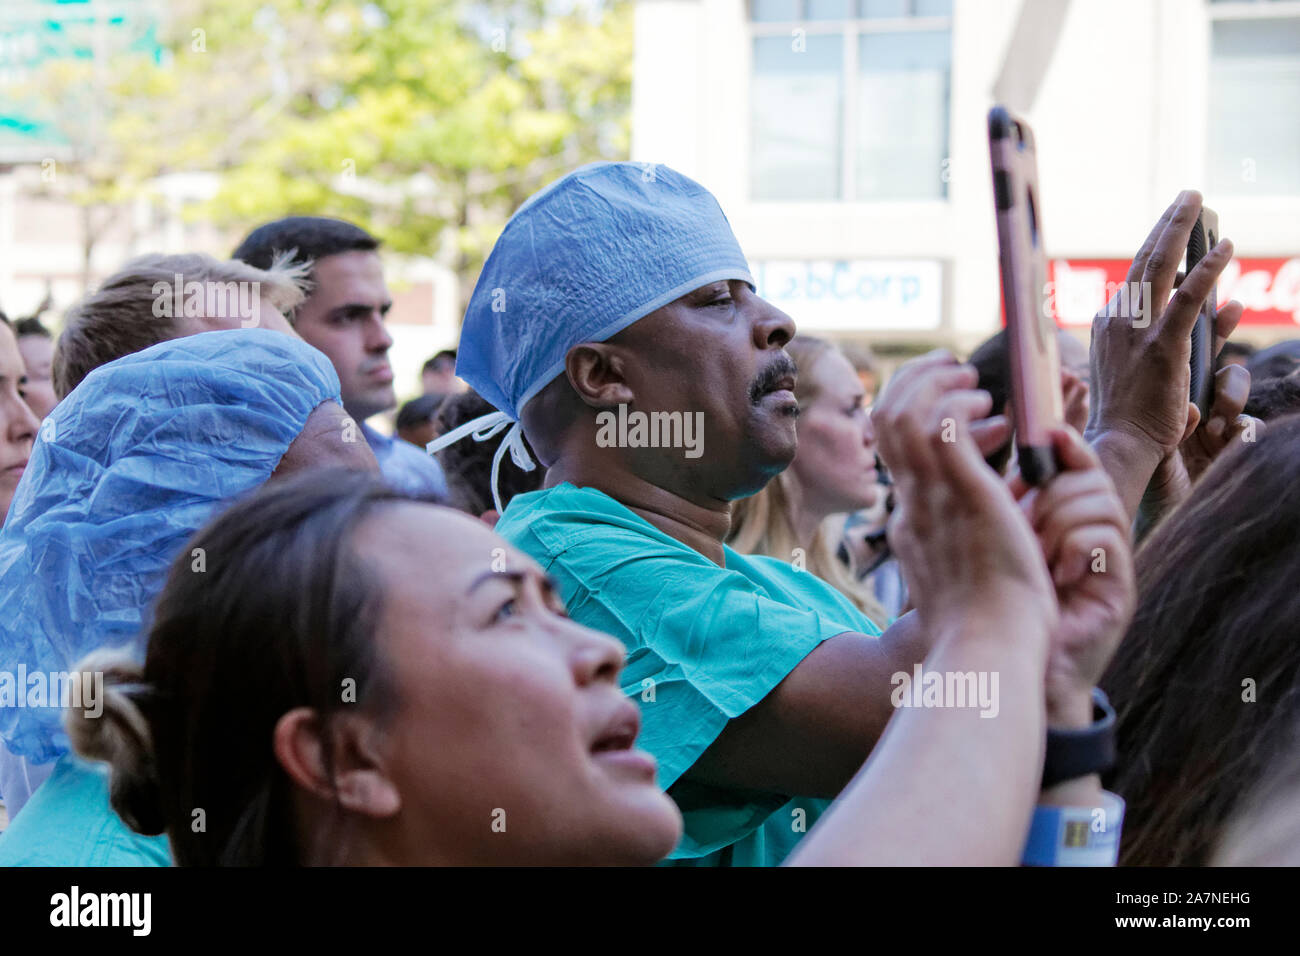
left=989, top=106, right=1064, bottom=486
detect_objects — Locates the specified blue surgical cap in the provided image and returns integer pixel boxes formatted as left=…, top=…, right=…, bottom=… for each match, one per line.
left=458, top=161, right=753, bottom=419
left=435, top=162, right=753, bottom=510
left=0, top=328, right=341, bottom=763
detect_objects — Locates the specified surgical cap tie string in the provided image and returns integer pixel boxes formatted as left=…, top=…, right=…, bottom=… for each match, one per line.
left=426, top=411, right=536, bottom=515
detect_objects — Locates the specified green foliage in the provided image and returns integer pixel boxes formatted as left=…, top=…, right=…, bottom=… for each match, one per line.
left=17, top=0, right=633, bottom=307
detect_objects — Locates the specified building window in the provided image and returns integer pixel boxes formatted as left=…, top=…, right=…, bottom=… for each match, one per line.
left=749, top=0, right=952, bottom=201
left=1207, top=0, right=1300, bottom=195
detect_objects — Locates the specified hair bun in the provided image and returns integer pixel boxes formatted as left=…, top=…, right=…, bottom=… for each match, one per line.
left=65, top=649, right=166, bottom=835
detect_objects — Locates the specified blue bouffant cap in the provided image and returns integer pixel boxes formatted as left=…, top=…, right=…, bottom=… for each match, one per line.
left=0, top=328, right=340, bottom=763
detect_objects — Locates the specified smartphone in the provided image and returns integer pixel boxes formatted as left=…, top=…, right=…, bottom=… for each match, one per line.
left=1186, top=207, right=1219, bottom=419
left=988, top=105, right=1064, bottom=486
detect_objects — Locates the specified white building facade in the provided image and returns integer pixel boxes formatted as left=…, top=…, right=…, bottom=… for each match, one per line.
left=632, top=0, right=1300, bottom=352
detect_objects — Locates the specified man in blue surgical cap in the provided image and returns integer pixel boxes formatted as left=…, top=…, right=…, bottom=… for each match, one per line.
left=440, top=162, right=1135, bottom=866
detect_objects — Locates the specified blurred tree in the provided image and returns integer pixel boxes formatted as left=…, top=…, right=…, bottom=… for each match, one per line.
left=14, top=0, right=633, bottom=308
left=10, top=0, right=350, bottom=288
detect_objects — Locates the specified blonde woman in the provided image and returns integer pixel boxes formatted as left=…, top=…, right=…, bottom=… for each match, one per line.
left=729, top=336, right=888, bottom=628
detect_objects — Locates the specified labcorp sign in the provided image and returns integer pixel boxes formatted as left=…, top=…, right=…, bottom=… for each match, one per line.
left=753, top=260, right=943, bottom=332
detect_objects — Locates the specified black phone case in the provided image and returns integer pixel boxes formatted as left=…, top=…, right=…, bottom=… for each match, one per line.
left=1186, top=213, right=1217, bottom=418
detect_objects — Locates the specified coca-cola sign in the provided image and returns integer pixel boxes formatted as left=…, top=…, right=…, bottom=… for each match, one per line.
left=1047, top=258, right=1300, bottom=327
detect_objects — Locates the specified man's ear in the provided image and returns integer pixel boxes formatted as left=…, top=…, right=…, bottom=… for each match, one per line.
left=273, top=708, right=401, bottom=819
left=565, top=343, right=635, bottom=409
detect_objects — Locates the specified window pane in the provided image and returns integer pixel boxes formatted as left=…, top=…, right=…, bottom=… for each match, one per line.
left=751, top=34, right=844, bottom=199
left=1208, top=17, right=1300, bottom=194
left=860, top=0, right=908, bottom=18
left=856, top=29, right=951, bottom=199
left=808, top=0, right=853, bottom=20
left=751, top=0, right=800, bottom=22
left=915, top=0, right=953, bottom=15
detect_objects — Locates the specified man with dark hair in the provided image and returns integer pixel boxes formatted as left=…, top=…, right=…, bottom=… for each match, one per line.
left=12, top=317, right=57, bottom=420
left=1245, top=367, right=1300, bottom=422
left=1246, top=339, right=1300, bottom=384
left=421, top=349, right=460, bottom=396
left=233, top=217, right=446, bottom=498
left=430, top=388, right=543, bottom=522
left=395, top=393, right=442, bottom=450
left=1219, top=340, right=1256, bottom=368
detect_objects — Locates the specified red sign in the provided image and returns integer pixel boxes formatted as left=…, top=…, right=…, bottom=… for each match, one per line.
left=1047, top=257, right=1300, bottom=328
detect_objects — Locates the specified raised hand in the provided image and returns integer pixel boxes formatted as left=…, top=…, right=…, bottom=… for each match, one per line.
left=1010, top=428, right=1135, bottom=728
left=1143, top=341, right=1262, bottom=523
left=872, top=351, right=1056, bottom=638
left=1085, top=190, right=1240, bottom=521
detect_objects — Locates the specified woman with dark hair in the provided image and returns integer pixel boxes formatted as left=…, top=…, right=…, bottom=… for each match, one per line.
left=72, top=471, right=683, bottom=865
left=1102, top=412, right=1300, bottom=866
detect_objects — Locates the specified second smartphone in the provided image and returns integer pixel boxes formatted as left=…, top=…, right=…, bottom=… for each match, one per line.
left=988, top=105, right=1065, bottom=486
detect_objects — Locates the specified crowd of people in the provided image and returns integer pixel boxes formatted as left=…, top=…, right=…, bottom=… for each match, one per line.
left=0, top=160, right=1293, bottom=867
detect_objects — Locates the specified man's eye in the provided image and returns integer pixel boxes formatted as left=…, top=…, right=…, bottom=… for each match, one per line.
left=493, top=599, right=518, bottom=623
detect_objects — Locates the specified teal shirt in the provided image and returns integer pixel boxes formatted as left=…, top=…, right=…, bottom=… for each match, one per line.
left=0, top=754, right=171, bottom=866
left=495, top=483, right=882, bottom=866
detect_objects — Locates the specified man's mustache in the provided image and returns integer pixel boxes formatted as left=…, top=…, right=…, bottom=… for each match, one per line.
left=749, top=354, right=798, bottom=405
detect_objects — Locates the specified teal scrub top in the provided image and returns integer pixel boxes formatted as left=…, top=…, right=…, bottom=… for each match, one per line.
left=0, top=754, right=172, bottom=866
left=495, top=483, right=882, bottom=866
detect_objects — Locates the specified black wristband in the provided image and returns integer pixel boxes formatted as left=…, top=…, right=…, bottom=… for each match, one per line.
left=1042, top=687, right=1116, bottom=789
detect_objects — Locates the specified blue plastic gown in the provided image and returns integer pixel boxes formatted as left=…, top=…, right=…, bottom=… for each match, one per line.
left=0, top=328, right=340, bottom=765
